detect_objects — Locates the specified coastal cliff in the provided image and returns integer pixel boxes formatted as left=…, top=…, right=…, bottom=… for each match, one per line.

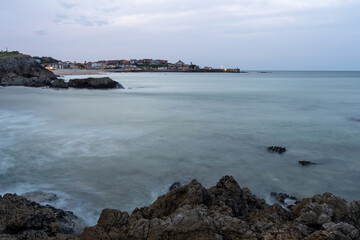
left=1, top=176, right=359, bottom=239
left=0, top=53, right=57, bottom=87
left=0, top=53, right=123, bottom=89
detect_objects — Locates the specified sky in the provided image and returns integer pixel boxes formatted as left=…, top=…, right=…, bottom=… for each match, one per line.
left=0, top=0, right=359, bottom=70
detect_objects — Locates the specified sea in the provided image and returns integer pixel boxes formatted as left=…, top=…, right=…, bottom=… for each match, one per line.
left=0, top=71, right=359, bottom=226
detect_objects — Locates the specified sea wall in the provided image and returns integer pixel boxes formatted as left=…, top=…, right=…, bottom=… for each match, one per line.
left=0, top=176, right=359, bottom=239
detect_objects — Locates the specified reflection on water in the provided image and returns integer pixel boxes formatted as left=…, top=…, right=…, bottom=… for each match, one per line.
left=0, top=71, right=360, bottom=225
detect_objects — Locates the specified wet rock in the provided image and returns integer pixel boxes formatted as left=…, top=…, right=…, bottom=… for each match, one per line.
left=267, top=146, right=286, bottom=154
left=0, top=194, right=81, bottom=239
left=299, top=161, right=317, bottom=166
left=68, top=77, right=124, bottom=89
left=270, top=192, right=300, bottom=209
left=169, top=181, right=181, bottom=191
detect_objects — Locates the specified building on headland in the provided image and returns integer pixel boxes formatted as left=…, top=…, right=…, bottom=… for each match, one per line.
left=175, top=60, right=185, bottom=68
left=42, top=62, right=68, bottom=70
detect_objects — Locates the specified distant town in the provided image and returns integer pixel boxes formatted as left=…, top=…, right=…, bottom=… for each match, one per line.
left=34, top=56, right=241, bottom=73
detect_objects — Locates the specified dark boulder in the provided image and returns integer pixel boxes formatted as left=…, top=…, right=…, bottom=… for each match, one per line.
left=68, top=77, right=124, bottom=89
left=267, top=146, right=286, bottom=154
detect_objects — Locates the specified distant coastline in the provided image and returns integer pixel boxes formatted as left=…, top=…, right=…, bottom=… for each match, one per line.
left=52, top=68, right=244, bottom=76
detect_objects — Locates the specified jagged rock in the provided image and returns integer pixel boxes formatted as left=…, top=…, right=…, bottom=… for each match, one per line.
left=267, top=146, right=286, bottom=154
left=68, top=77, right=124, bottom=89
left=169, top=181, right=181, bottom=191
left=0, top=54, right=57, bottom=87
left=0, top=194, right=81, bottom=239
left=81, top=176, right=360, bottom=240
left=299, top=160, right=317, bottom=166
left=1, top=177, right=360, bottom=239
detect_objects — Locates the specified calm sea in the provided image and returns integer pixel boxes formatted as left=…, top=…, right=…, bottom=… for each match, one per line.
left=0, top=71, right=359, bottom=225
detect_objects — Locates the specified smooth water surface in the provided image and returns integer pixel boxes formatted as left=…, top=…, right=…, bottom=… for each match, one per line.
left=1, top=71, right=360, bottom=225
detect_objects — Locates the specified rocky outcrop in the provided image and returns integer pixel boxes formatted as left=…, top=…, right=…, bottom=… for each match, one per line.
left=68, top=77, right=124, bottom=89
left=0, top=194, right=81, bottom=240
left=1, top=177, right=359, bottom=239
left=0, top=54, right=124, bottom=89
left=81, top=176, right=360, bottom=240
left=0, top=54, right=57, bottom=87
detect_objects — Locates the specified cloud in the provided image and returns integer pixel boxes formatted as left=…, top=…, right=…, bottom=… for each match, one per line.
left=60, top=1, right=77, bottom=9
left=53, top=14, right=69, bottom=23
left=74, top=16, right=109, bottom=27
left=34, top=29, right=48, bottom=36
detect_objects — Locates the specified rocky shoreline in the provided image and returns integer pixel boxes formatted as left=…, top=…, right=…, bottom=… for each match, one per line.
left=0, top=54, right=123, bottom=89
left=1, top=176, right=359, bottom=240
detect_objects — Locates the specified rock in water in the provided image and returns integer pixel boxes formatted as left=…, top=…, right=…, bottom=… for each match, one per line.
left=299, top=160, right=317, bottom=166
left=267, top=146, right=286, bottom=154
left=68, top=77, right=124, bottom=89
left=0, top=54, right=57, bottom=87
left=0, top=194, right=82, bottom=239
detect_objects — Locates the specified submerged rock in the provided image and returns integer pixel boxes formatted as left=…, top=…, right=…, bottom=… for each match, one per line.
left=68, top=77, right=124, bottom=89
left=299, top=160, right=317, bottom=166
left=267, top=146, right=286, bottom=154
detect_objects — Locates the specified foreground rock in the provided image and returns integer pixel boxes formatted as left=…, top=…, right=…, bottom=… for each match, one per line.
left=2, top=177, right=359, bottom=239
left=68, top=77, right=124, bottom=89
left=0, top=54, right=57, bottom=87
left=82, top=176, right=360, bottom=240
left=0, top=194, right=81, bottom=239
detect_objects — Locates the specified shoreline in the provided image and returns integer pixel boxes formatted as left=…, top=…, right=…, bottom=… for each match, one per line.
left=52, top=69, right=105, bottom=76
left=51, top=69, right=246, bottom=76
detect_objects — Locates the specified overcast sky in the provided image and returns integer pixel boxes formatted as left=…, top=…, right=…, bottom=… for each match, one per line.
left=1, top=0, right=359, bottom=70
